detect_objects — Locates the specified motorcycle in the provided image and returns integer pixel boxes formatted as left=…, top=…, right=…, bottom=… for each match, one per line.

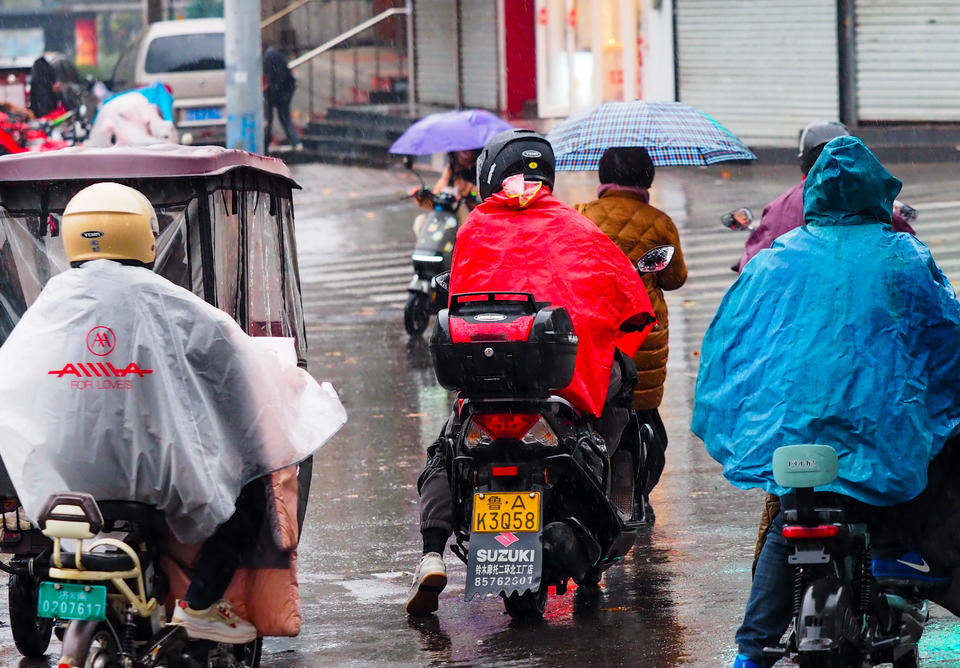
left=404, top=187, right=461, bottom=336
left=14, top=491, right=261, bottom=667
left=763, top=444, right=932, bottom=667
left=428, top=246, right=673, bottom=619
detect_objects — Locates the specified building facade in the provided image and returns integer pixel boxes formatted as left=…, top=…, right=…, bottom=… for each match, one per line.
left=412, top=0, right=960, bottom=147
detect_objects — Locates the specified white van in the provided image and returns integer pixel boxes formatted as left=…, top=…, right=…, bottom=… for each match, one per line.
left=111, top=18, right=226, bottom=145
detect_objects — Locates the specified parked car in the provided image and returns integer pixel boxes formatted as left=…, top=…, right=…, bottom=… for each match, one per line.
left=111, top=18, right=226, bottom=145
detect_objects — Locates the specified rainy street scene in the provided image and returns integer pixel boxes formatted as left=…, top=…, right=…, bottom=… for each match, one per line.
left=1, top=1, right=960, bottom=667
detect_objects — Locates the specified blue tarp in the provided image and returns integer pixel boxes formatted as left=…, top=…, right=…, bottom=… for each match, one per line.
left=692, top=137, right=960, bottom=506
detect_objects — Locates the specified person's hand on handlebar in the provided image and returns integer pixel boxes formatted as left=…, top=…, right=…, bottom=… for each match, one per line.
left=408, top=187, right=434, bottom=210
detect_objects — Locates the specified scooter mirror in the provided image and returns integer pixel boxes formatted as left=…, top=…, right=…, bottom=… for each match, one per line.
left=721, top=207, right=754, bottom=230
left=637, top=245, right=675, bottom=275
left=431, top=272, right=451, bottom=308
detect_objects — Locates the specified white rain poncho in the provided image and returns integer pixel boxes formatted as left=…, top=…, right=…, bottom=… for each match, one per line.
left=0, top=260, right=346, bottom=543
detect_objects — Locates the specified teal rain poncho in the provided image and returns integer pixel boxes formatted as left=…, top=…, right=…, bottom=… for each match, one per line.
left=692, top=137, right=960, bottom=506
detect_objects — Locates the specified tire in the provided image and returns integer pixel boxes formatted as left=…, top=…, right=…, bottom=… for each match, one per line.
left=404, top=291, right=431, bottom=336
left=233, top=637, right=263, bottom=668
left=8, top=573, right=53, bottom=658
left=502, top=585, right=548, bottom=619
left=609, top=449, right=634, bottom=519
left=893, top=648, right=920, bottom=668
left=796, top=652, right=844, bottom=668
left=576, top=567, right=603, bottom=588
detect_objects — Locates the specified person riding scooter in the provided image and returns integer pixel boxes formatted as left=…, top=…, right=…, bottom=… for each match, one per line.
left=0, top=183, right=346, bottom=644
left=692, top=137, right=960, bottom=667
left=735, top=120, right=916, bottom=273
left=406, top=129, right=654, bottom=615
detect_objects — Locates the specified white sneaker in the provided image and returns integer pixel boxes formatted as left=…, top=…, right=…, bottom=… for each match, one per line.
left=405, top=552, right=447, bottom=616
left=170, top=599, right=257, bottom=644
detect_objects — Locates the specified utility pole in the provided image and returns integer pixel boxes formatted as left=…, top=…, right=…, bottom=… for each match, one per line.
left=144, top=0, right=162, bottom=24
left=225, top=0, right=265, bottom=153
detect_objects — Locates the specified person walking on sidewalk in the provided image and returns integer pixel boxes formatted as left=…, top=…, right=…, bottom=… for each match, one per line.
left=263, top=44, right=302, bottom=151
left=577, top=146, right=687, bottom=522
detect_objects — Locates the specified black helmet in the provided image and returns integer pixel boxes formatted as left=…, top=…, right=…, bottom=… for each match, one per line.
left=476, top=129, right=555, bottom=201
left=798, top=120, right=850, bottom=174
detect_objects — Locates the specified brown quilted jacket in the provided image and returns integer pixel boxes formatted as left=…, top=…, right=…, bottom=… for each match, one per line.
left=578, top=190, right=687, bottom=409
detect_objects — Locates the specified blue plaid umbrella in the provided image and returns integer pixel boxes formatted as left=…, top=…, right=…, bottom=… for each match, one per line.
left=546, top=101, right=756, bottom=170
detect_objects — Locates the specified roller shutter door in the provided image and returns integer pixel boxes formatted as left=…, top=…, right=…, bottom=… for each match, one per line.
left=676, top=0, right=839, bottom=147
left=856, top=0, right=960, bottom=121
left=460, top=0, right=500, bottom=109
left=414, top=0, right=458, bottom=105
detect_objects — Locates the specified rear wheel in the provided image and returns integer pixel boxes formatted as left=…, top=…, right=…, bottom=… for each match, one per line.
left=404, top=291, right=432, bottom=336
left=9, top=572, right=53, bottom=658
left=893, top=647, right=920, bottom=668
left=502, top=585, right=548, bottom=619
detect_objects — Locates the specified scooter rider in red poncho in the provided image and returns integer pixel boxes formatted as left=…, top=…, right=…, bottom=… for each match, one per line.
left=406, top=129, right=655, bottom=615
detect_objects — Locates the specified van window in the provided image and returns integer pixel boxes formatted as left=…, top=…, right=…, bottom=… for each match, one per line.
left=144, top=32, right=224, bottom=74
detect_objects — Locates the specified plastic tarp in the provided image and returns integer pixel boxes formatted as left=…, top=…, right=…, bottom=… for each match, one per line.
left=450, top=175, right=654, bottom=417
left=0, top=260, right=346, bottom=543
left=692, top=137, right=960, bottom=506
left=86, top=89, right=177, bottom=147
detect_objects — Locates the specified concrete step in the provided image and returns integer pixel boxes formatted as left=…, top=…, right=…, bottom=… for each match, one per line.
left=305, top=119, right=404, bottom=143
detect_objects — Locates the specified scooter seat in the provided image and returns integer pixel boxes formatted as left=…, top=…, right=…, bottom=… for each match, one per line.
left=55, top=550, right=136, bottom=572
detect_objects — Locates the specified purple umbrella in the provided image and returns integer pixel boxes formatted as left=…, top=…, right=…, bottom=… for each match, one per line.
left=389, top=109, right=514, bottom=155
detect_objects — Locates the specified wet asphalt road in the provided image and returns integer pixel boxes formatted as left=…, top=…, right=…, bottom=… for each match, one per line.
left=2, top=161, right=959, bottom=666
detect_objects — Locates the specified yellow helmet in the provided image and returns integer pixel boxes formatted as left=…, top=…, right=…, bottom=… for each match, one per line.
left=62, top=183, right=158, bottom=265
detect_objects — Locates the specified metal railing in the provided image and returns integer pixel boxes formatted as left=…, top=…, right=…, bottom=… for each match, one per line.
left=273, top=3, right=413, bottom=119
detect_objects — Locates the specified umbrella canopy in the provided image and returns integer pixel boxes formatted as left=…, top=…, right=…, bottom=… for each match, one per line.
left=547, top=101, right=756, bottom=170
left=389, top=109, right=514, bottom=155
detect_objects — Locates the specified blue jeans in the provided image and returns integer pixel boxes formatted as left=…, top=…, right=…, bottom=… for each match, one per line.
left=736, top=511, right=793, bottom=666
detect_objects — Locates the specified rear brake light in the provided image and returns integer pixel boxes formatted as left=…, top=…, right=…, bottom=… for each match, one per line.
left=782, top=525, right=840, bottom=539
left=465, top=414, right=558, bottom=448
left=492, top=466, right=518, bottom=477
left=473, top=413, right=540, bottom=439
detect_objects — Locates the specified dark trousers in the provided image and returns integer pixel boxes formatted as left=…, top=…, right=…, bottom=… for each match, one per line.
left=186, top=480, right=266, bottom=610
left=418, top=358, right=635, bottom=545
left=636, top=407, right=668, bottom=496
left=265, top=88, right=299, bottom=147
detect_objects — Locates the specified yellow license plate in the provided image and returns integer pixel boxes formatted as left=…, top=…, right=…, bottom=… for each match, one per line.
left=471, top=491, right=541, bottom=533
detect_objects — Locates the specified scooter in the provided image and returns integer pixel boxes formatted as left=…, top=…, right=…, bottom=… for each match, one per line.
left=401, top=158, right=465, bottom=337
left=11, top=491, right=261, bottom=667
left=428, top=247, right=673, bottom=619
left=764, top=444, right=934, bottom=668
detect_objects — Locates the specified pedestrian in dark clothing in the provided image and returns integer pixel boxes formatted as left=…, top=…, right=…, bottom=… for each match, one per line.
left=577, top=147, right=688, bottom=522
left=28, top=57, right=59, bottom=118
left=262, top=46, right=301, bottom=150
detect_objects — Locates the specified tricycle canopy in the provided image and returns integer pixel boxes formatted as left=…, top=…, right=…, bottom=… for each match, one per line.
left=0, top=144, right=307, bottom=364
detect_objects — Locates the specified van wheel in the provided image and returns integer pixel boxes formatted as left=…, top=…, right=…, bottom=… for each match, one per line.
left=9, top=572, right=53, bottom=658
left=502, top=585, right=548, bottom=619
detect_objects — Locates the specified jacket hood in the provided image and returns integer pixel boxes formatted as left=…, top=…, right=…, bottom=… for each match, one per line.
left=803, top=136, right=902, bottom=227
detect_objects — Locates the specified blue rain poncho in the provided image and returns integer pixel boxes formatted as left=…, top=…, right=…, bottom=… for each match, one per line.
left=692, top=137, right=960, bottom=506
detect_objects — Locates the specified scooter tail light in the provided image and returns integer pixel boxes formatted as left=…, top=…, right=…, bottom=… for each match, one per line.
left=782, top=524, right=840, bottom=540
left=492, top=466, right=518, bottom=477
left=465, top=413, right=558, bottom=448
left=472, top=413, right=540, bottom=439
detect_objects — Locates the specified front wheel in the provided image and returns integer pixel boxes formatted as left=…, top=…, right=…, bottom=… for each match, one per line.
left=796, top=654, right=844, bottom=668
left=502, top=585, right=548, bottom=619
left=404, top=291, right=432, bottom=336
left=9, top=572, right=53, bottom=658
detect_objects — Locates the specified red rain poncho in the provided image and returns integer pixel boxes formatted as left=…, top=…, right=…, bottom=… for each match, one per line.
left=449, top=176, right=654, bottom=417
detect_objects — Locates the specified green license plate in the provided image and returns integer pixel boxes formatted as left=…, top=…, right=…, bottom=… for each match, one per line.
left=37, top=582, right=107, bottom=620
